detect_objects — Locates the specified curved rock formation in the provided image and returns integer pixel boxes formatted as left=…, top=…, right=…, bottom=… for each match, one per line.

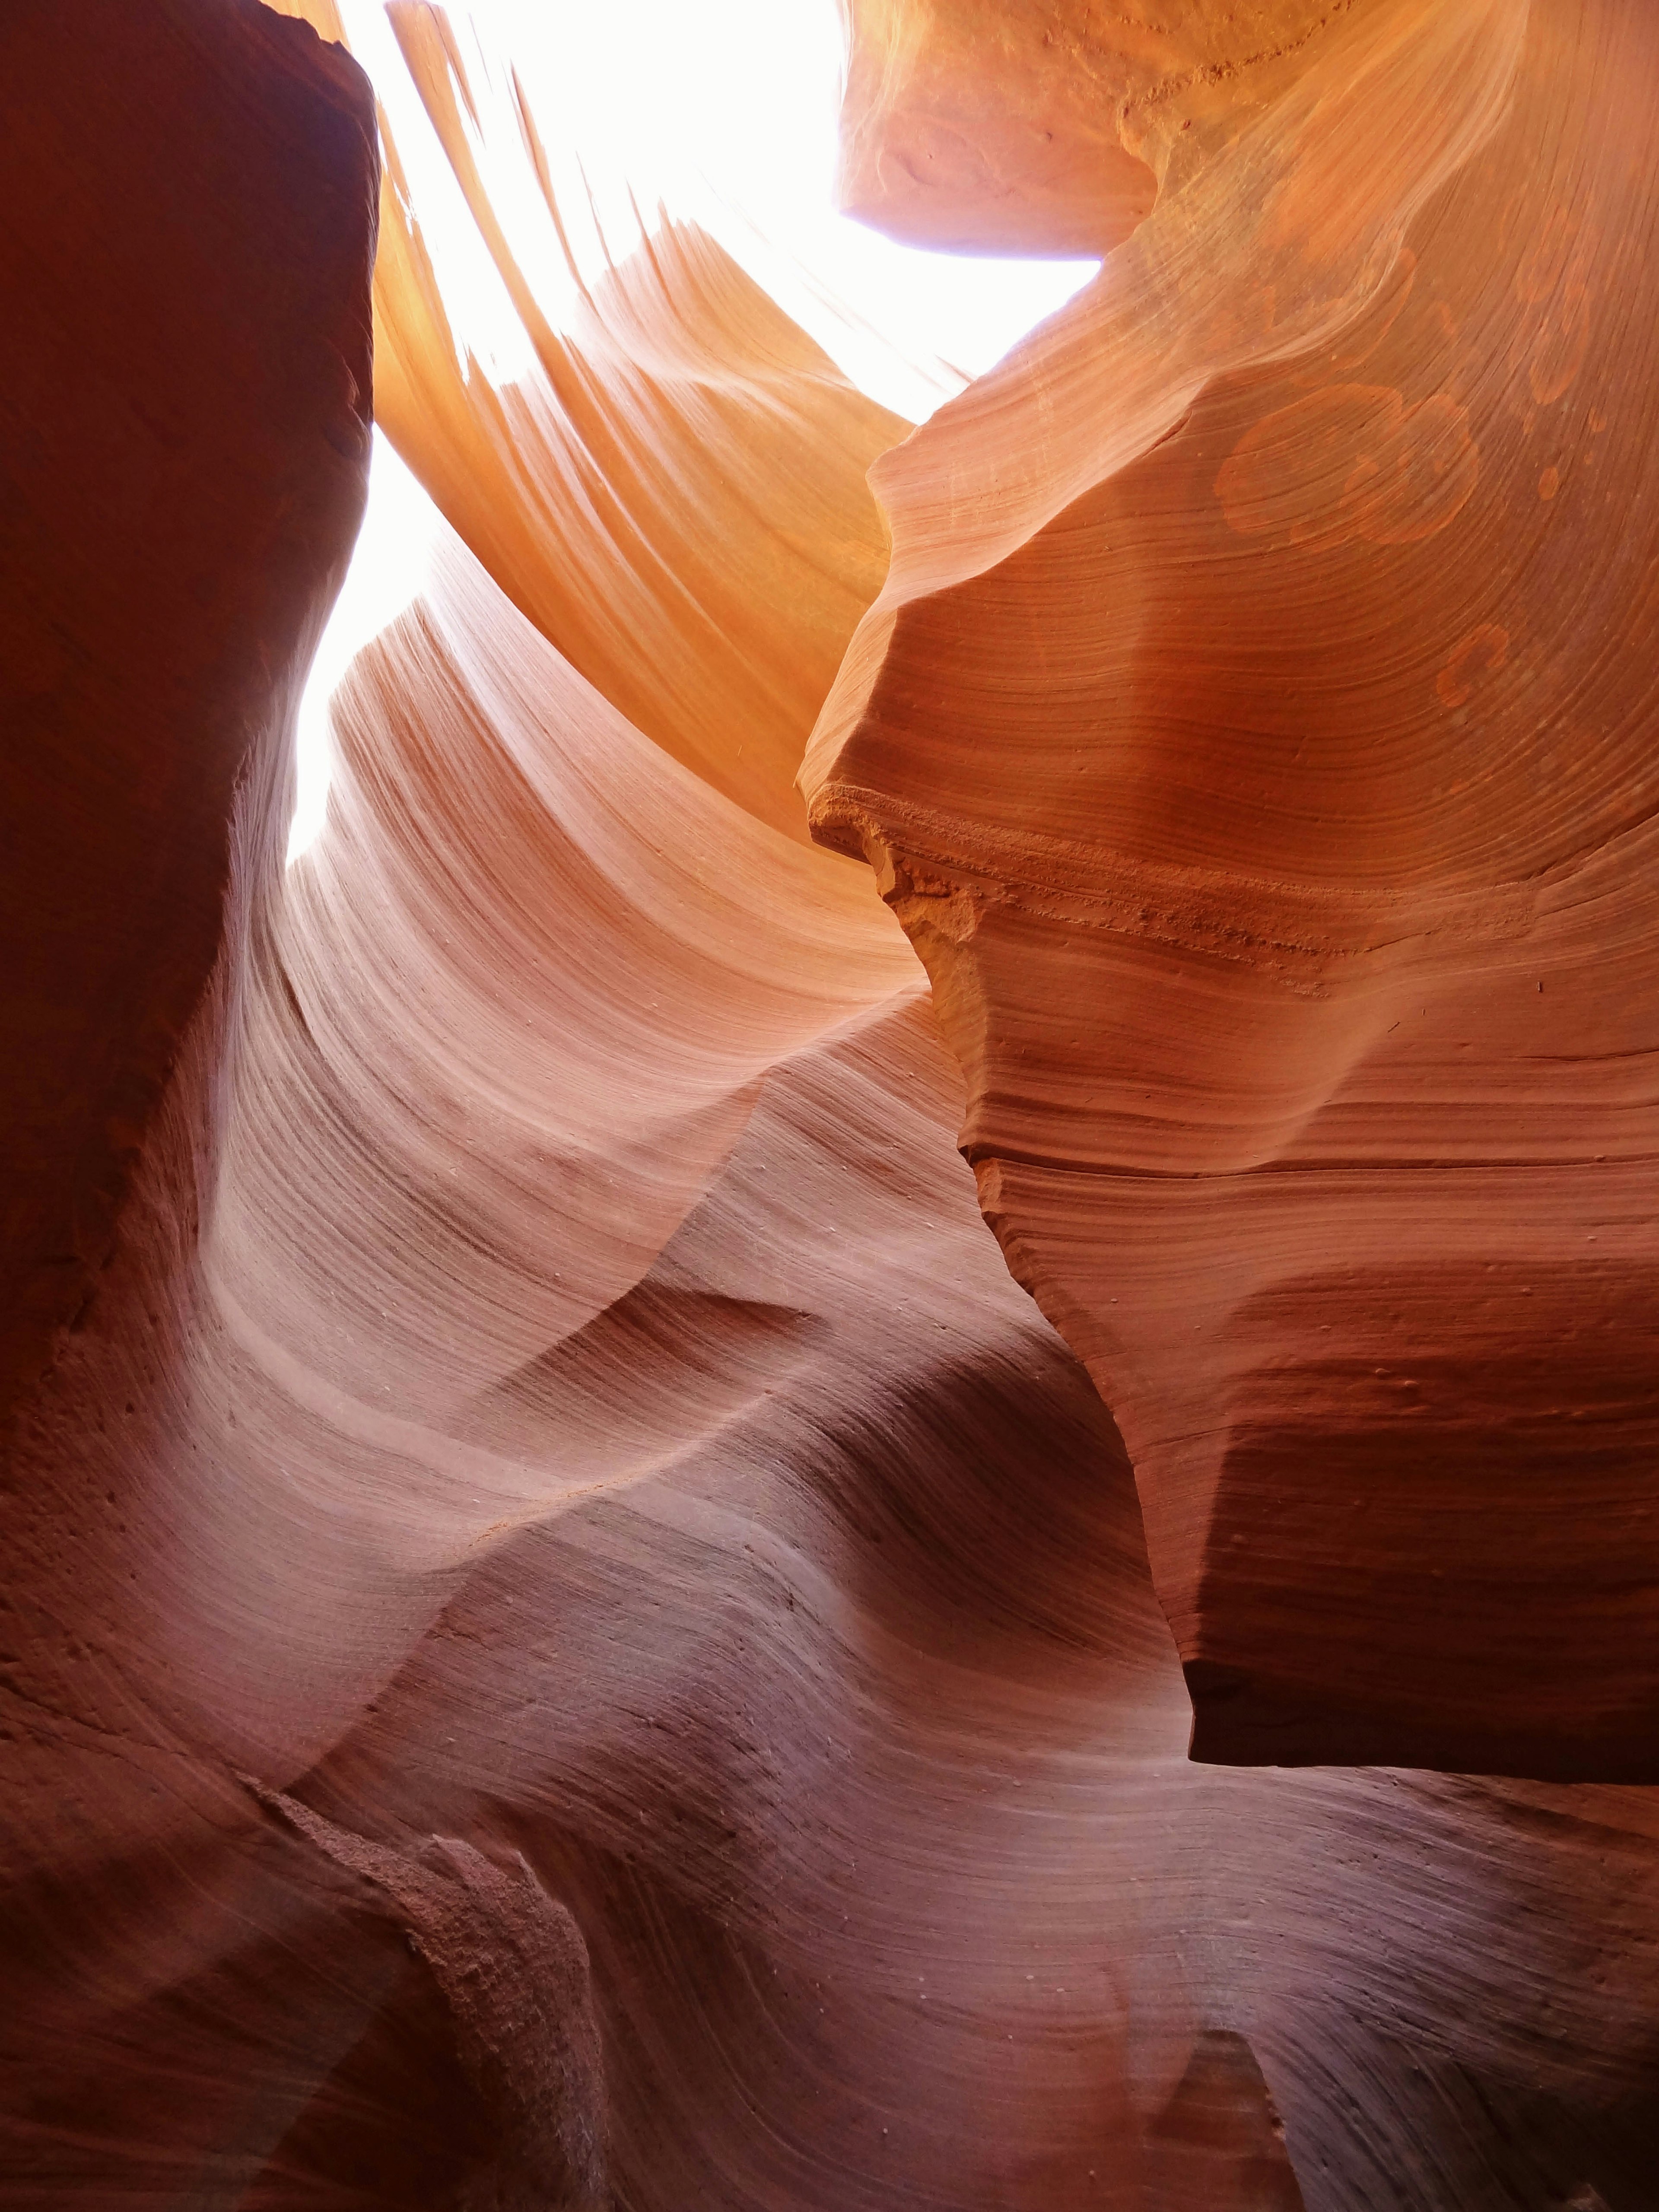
left=806, top=0, right=1659, bottom=1781
left=248, top=1780, right=607, bottom=2212
left=0, top=0, right=374, bottom=1430
left=6, top=3, right=1659, bottom=2208
left=836, top=0, right=1159, bottom=256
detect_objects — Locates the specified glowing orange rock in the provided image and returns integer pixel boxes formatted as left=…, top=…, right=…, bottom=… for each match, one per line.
left=807, top=0, right=1659, bottom=1778
left=10, top=5, right=1659, bottom=2207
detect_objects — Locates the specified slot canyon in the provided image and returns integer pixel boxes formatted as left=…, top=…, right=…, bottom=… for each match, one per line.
left=5, top=0, right=1659, bottom=2204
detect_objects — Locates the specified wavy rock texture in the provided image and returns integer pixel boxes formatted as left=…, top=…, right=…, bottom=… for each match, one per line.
left=807, top=0, right=1659, bottom=1781
left=6, top=3, right=1659, bottom=2209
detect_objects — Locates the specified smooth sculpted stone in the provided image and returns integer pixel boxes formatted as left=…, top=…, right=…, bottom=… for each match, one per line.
left=836, top=0, right=1356, bottom=257
left=0, top=0, right=375, bottom=1431
left=9, top=6, right=1659, bottom=2209
left=804, top=0, right=1659, bottom=1780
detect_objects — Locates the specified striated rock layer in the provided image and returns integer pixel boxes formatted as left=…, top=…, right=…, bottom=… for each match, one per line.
left=807, top=0, right=1659, bottom=1782
left=5, top=3, right=1659, bottom=2209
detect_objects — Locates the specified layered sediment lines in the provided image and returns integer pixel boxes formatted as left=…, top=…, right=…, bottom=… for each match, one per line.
left=5, top=3, right=1659, bottom=2208
left=806, top=0, right=1659, bottom=1780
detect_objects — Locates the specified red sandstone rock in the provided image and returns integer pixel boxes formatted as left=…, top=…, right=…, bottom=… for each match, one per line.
left=248, top=1781, right=607, bottom=2212
left=7, top=4, right=1659, bottom=2208
left=0, top=0, right=374, bottom=1428
left=805, top=0, right=1659, bottom=1781
left=837, top=0, right=1157, bottom=256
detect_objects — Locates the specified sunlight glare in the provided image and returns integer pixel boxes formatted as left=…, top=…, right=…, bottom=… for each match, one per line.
left=288, top=0, right=1100, bottom=861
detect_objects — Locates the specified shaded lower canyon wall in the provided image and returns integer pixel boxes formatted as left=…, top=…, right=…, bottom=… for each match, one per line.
left=5, top=3, right=1659, bottom=2209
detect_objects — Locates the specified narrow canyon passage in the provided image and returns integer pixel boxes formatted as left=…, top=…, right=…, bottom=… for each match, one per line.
left=5, top=4, right=1659, bottom=2207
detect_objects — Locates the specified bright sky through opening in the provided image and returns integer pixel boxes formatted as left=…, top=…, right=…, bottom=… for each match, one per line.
left=287, top=0, right=1100, bottom=860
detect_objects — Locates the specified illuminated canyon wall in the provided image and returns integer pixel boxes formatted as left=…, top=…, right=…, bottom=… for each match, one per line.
left=4, top=2, right=1659, bottom=2206
left=814, top=0, right=1659, bottom=1786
